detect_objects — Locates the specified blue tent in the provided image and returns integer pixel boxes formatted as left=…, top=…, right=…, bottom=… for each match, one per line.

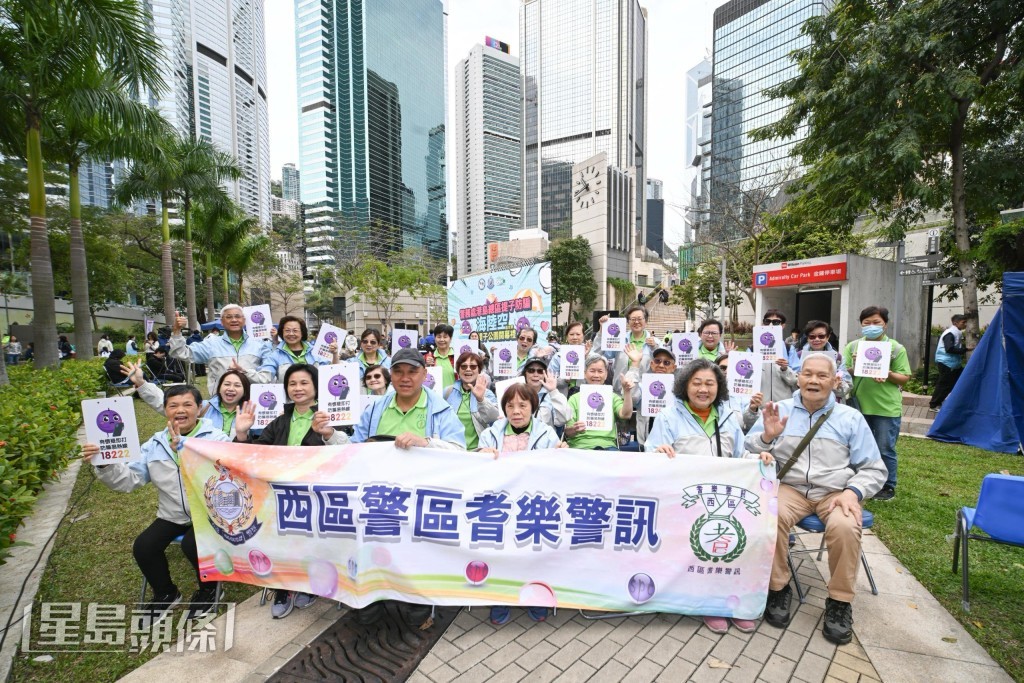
left=928, top=272, right=1024, bottom=453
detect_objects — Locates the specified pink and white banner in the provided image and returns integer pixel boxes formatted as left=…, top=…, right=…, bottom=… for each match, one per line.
left=182, top=441, right=778, bottom=618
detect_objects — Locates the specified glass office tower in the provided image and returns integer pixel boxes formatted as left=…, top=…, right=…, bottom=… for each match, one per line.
left=297, top=0, right=447, bottom=265
left=520, top=0, right=647, bottom=241
left=709, top=0, right=828, bottom=239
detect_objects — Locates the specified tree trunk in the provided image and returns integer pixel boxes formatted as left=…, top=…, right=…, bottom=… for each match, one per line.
left=949, top=106, right=980, bottom=353
left=0, top=344, right=7, bottom=386
left=160, top=198, right=175, bottom=325
left=205, top=253, right=217, bottom=320
left=237, top=273, right=244, bottom=304
left=222, top=267, right=229, bottom=304
left=68, top=163, right=93, bottom=360
left=183, top=206, right=199, bottom=331
left=26, top=121, right=58, bottom=368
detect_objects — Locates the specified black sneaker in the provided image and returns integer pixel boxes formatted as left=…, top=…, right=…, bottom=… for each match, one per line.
left=139, top=590, right=182, bottom=629
left=271, top=590, right=295, bottom=619
left=186, top=584, right=219, bottom=620
left=764, top=585, right=793, bottom=628
left=823, top=598, right=854, bottom=644
left=402, top=602, right=432, bottom=628
left=352, top=602, right=385, bottom=625
left=874, top=486, right=895, bottom=501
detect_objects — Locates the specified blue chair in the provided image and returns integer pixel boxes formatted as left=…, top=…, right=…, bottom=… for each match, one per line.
left=952, top=474, right=1024, bottom=611
left=788, top=511, right=878, bottom=603
left=139, top=534, right=224, bottom=609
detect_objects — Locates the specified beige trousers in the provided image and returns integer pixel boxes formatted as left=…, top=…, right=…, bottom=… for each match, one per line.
left=771, top=484, right=863, bottom=603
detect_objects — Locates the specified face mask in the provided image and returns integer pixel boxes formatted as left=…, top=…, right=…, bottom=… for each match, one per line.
left=861, top=325, right=884, bottom=339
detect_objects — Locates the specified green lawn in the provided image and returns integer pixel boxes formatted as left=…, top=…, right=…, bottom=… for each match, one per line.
left=11, top=387, right=259, bottom=683
left=864, top=437, right=1024, bottom=682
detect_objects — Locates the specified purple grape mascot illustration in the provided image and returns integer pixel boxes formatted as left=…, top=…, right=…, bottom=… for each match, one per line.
left=258, top=391, right=278, bottom=410
left=250, top=310, right=265, bottom=325
left=328, top=374, right=349, bottom=399
left=499, top=348, right=512, bottom=362
left=649, top=380, right=666, bottom=399
left=96, top=409, right=124, bottom=437
left=864, top=346, right=883, bottom=362
left=398, top=335, right=412, bottom=349
left=607, top=323, right=621, bottom=338
left=677, top=338, right=692, bottom=354
left=759, top=331, right=776, bottom=348
left=587, top=392, right=605, bottom=411
left=735, top=359, right=755, bottom=379
left=565, top=350, right=579, bottom=365
left=323, top=331, right=337, bottom=345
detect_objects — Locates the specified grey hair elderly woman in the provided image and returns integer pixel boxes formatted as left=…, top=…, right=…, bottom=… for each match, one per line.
left=562, top=354, right=635, bottom=450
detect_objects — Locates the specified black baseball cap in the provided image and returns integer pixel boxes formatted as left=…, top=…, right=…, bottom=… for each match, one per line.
left=391, top=348, right=426, bottom=368
left=520, top=356, right=549, bottom=376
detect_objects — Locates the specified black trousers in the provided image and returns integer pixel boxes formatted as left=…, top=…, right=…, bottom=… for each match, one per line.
left=133, top=518, right=203, bottom=597
left=930, top=363, right=963, bottom=408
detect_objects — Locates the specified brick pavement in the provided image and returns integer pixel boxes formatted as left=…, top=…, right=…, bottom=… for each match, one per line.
left=410, top=537, right=882, bottom=683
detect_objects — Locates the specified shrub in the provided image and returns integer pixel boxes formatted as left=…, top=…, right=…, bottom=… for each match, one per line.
left=0, top=359, right=105, bottom=562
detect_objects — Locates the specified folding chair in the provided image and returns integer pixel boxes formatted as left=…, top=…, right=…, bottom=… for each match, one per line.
left=952, top=473, right=1024, bottom=611
left=788, top=511, right=878, bottom=604
left=138, top=534, right=224, bottom=608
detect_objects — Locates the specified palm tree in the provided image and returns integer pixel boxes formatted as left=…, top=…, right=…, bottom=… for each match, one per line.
left=45, top=64, right=167, bottom=359
left=116, top=133, right=239, bottom=327
left=174, top=139, right=241, bottom=329
left=226, top=232, right=272, bottom=304
left=0, top=0, right=163, bottom=368
left=191, top=199, right=257, bottom=316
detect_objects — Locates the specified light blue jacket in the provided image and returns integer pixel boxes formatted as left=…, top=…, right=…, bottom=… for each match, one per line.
left=93, top=418, right=232, bottom=525
left=745, top=390, right=886, bottom=501
left=260, top=341, right=330, bottom=381
left=444, top=382, right=500, bottom=435
left=352, top=388, right=466, bottom=450
left=478, top=418, right=561, bottom=451
left=644, top=397, right=747, bottom=458
left=169, top=331, right=272, bottom=395
left=791, top=344, right=851, bottom=398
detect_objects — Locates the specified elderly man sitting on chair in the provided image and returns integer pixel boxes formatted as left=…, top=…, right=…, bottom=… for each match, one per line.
left=746, top=353, right=886, bottom=645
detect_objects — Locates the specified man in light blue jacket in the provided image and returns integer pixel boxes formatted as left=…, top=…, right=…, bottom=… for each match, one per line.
left=745, top=353, right=886, bottom=647
left=83, top=385, right=232, bottom=627
left=169, top=304, right=272, bottom=395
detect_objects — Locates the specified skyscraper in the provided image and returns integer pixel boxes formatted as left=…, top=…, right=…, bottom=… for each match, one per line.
left=645, top=178, right=664, bottom=257
left=282, top=163, right=300, bottom=201
left=685, top=58, right=712, bottom=242
left=520, top=0, right=648, bottom=242
left=454, top=41, right=521, bottom=278
left=709, top=0, right=828, bottom=239
left=296, top=0, right=448, bottom=267
left=140, top=0, right=271, bottom=225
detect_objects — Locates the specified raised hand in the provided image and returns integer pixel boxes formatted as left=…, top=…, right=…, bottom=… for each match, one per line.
left=748, top=392, right=764, bottom=411
left=120, top=360, right=145, bottom=387
left=167, top=419, right=183, bottom=451
left=624, top=344, right=643, bottom=366
left=724, top=339, right=738, bottom=353
left=472, top=374, right=488, bottom=400
left=311, top=411, right=335, bottom=438
left=645, top=336, right=659, bottom=348
left=173, top=312, right=187, bottom=334
left=543, top=370, right=557, bottom=392
left=619, top=373, right=636, bottom=393
left=234, top=401, right=256, bottom=436
left=598, top=314, right=610, bottom=325
left=760, top=402, right=788, bottom=442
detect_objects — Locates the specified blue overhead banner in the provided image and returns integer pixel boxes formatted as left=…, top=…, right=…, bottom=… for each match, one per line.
left=928, top=273, right=1023, bottom=454
left=447, top=263, right=553, bottom=344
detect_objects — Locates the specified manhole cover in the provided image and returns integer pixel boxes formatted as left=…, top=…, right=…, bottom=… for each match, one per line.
left=268, top=601, right=461, bottom=682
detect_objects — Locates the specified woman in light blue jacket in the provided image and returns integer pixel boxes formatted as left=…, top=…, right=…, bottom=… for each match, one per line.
left=477, top=383, right=561, bottom=626
left=644, top=358, right=773, bottom=637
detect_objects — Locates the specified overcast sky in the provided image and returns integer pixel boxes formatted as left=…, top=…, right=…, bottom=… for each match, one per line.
left=263, top=0, right=720, bottom=250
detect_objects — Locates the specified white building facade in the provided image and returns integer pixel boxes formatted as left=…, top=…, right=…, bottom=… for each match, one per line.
left=454, top=42, right=521, bottom=278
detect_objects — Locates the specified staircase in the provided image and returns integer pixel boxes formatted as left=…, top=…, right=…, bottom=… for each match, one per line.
left=901, top=392, right=935, bottom=437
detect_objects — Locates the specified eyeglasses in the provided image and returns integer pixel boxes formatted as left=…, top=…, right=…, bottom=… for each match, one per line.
left=458, top=364, right=479, bottom=370
left=627, top=316, right=645, bottom=323
left=361, top=339, right=378, bottom=346
left=702, top=331, right=720, bottom=337
left=651, top=358, right=674, bottom=366
left=525, top=367, right=546, bottom=374
left=365, top=374, right=383, bottom=382
left=764, top=319, right=783, bottom=325
left=518, top=336, right=533, bottom=342
left=222, top=314, right=244, bottom=321
left=807, top=333, right=828, bottom=340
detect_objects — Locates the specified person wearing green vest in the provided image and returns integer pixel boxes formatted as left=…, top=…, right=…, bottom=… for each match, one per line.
left=563, top=355, right=635, bottom=450
left=843, top=305, right=911, bottom=501
left=349, top=348, right=466, bottom=626
left=697, top=318, right=731, bottom=362
left=83, top=385, right=232, bottom=627
left=432, top=323, right=457, bottom=388
left=234, top=364, right=347, bottom=620
left=443, top=350, right=499, bottom=449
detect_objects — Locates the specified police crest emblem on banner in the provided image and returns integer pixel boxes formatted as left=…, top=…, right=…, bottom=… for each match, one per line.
left=204, top=460, right=262, bottom=544
left=683, top=484, right=761, bottom=563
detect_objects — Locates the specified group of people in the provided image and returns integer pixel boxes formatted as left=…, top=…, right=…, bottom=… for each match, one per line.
left=81, top=301, right=910, bottom=645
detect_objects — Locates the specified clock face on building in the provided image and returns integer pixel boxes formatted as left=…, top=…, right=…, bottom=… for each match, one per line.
left=574, top=165, right=602, bottom=210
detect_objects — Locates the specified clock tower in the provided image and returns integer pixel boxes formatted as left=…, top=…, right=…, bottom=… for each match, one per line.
left=571, top=152, right=636, bottom=309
